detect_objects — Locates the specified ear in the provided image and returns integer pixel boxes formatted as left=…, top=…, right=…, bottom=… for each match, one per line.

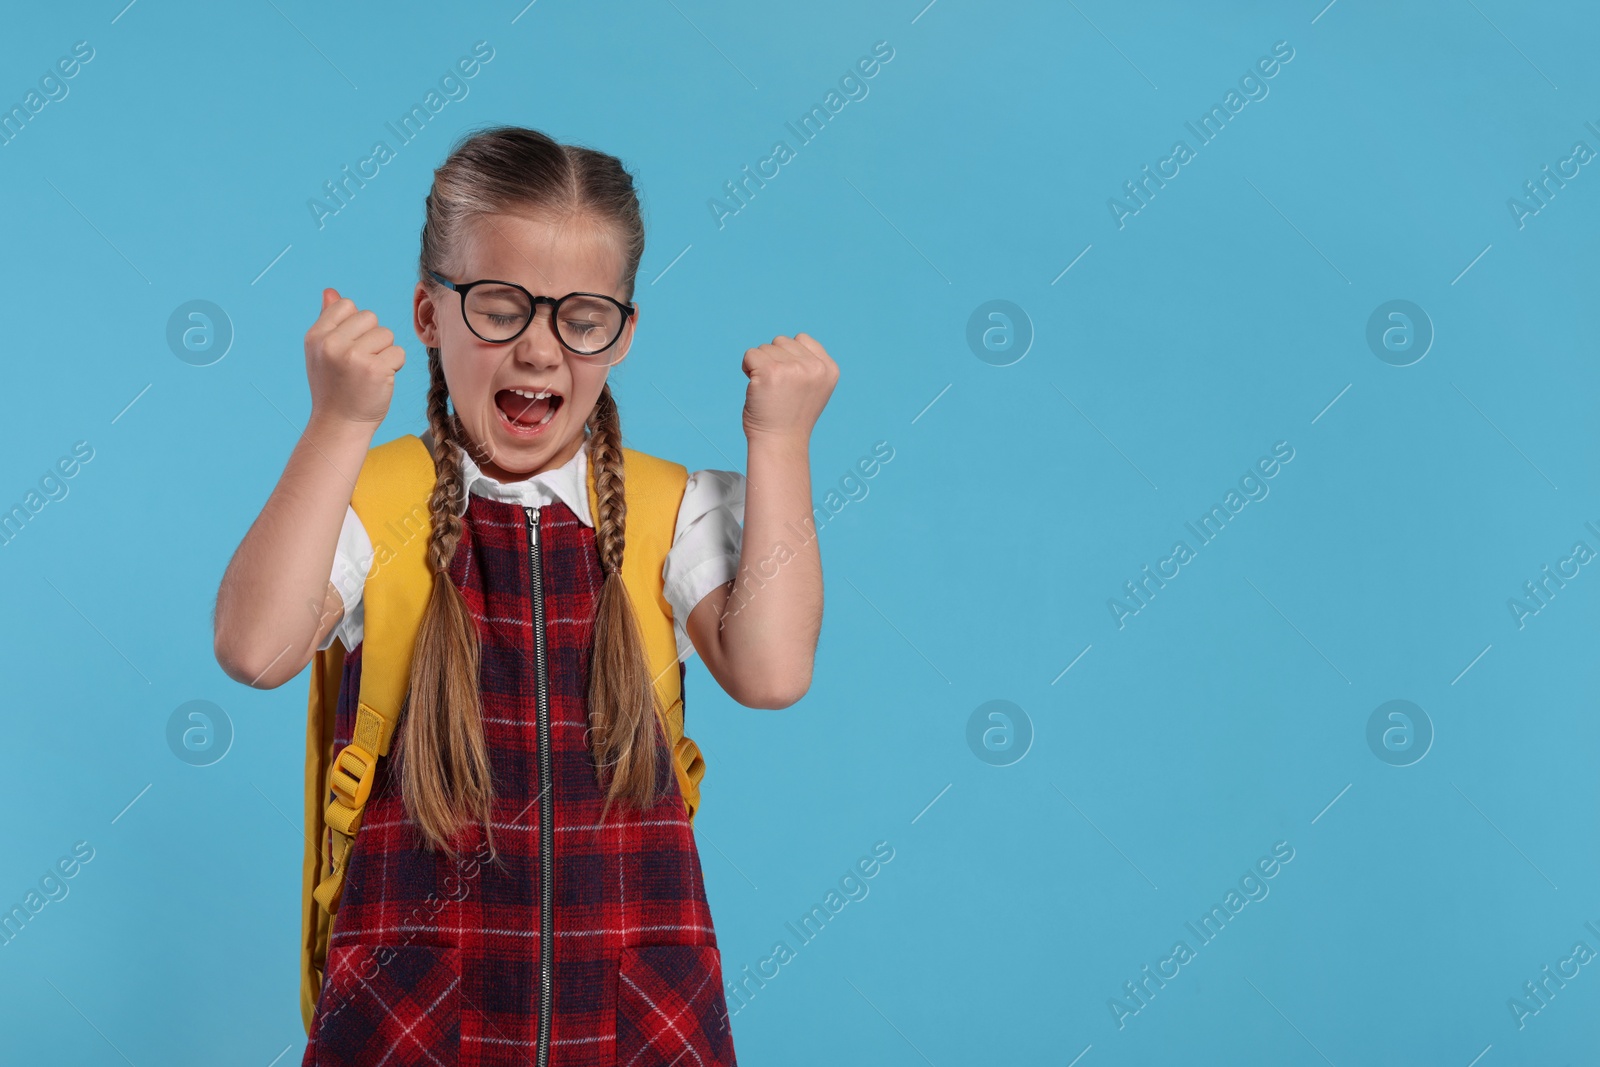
left=414, top=281, right=443, bottom=348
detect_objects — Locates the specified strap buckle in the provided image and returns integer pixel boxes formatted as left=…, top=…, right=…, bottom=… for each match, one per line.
left=328, top=742, right=377, bottom=813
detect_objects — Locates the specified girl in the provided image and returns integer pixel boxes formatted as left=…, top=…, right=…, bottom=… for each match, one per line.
left=213, top=125, right=836, bottom=1066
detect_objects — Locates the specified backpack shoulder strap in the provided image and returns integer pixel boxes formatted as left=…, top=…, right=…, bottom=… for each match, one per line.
left=300, top=634, right=343, bottom=1033
left=315, top=433, right=435, bottom=908
left=301, top=433, right=435, bottom=1032
left=345, top=433, right=437, bottom=767
left=587, top=446, right=706, bottom=823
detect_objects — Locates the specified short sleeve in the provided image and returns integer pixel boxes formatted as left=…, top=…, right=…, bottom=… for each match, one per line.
left=661, top=469, right=746, bottom=662
left=317, top=506, right=375, bottom=652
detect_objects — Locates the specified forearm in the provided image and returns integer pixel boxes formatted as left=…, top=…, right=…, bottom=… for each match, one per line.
left=715, top=432, right=821, bottom=706
left=213, top=414, right=374, bottom=687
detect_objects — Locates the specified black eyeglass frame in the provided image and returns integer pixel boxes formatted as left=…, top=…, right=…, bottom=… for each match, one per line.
left=427, top=269, right=637, bottom=356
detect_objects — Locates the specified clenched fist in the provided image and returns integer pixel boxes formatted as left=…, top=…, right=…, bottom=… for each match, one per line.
left=305, top=287, right=407, bottom=428
left=741, top=333, right=839, bottom=443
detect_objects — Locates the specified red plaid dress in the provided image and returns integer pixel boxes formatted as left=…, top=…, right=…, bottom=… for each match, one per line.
left=301, top=493, right=738, bottom=1066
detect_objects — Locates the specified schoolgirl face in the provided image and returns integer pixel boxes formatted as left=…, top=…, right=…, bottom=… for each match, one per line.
left=413, top=210, right=638, bottom=483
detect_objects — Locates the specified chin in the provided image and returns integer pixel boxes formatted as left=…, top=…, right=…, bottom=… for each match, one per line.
left=474, top=410, right=581, bottom=476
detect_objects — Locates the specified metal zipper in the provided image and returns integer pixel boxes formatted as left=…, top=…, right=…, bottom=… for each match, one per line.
left=524, top=505, right=554, bottom=1067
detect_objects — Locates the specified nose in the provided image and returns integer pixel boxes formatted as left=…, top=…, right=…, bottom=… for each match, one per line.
left=511, top=304, right=565, bottom=369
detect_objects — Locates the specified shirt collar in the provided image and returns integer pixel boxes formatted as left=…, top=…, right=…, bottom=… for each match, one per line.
left=450, top=438, right=594, bottom=528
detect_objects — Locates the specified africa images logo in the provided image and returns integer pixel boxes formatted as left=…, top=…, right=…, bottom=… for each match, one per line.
left=1108, top=441, right=1295, bottom=629
left=708, top=40, right=895, bottom=230
left=1107, top=40, right=1296, bottom=230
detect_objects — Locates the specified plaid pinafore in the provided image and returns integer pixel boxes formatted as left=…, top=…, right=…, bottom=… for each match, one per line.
left=301, top=492, right=738, bottom=1066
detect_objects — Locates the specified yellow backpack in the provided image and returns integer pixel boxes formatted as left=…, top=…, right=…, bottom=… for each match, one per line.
left=299, top=432, right=707, bottom=1033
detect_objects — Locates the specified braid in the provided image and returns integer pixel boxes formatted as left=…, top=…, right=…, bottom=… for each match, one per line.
left=585, top=381, right=668, bottom=823
left=396, top=345, right=499, bottom=864
left=587, top=384, right=627, bottom=578
left=423, top=347, right=469, bottom=577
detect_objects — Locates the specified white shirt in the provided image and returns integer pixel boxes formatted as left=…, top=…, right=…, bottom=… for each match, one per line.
left=320, top=441, right=745, bottom=663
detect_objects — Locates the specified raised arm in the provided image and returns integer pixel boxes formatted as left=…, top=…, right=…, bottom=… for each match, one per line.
left=212, top=288, right=405, bottom=689
left=686, top=332, right=837, bottom=709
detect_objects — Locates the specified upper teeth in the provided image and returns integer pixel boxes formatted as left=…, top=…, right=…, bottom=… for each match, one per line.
left=509, top=388, right=552, bottom=399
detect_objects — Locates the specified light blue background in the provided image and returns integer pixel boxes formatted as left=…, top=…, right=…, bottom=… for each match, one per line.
left=1, top=1, right=1596, bottom=1064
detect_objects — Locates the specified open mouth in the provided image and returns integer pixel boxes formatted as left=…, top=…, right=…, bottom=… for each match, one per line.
left=494, top=387, right=563, bottom=434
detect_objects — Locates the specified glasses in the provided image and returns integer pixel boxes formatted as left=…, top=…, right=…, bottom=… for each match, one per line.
left=428, top=270, right=636, bottom=364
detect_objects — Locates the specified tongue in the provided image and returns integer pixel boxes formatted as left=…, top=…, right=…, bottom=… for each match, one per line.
left=496, top=390, right=554, bottom=426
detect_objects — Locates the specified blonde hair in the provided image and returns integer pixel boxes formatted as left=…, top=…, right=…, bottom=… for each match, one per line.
left=400, top=126, right=666, bottom=859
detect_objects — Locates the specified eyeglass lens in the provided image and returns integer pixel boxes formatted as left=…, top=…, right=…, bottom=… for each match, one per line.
left=463, top=284, right=623, bottom=354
